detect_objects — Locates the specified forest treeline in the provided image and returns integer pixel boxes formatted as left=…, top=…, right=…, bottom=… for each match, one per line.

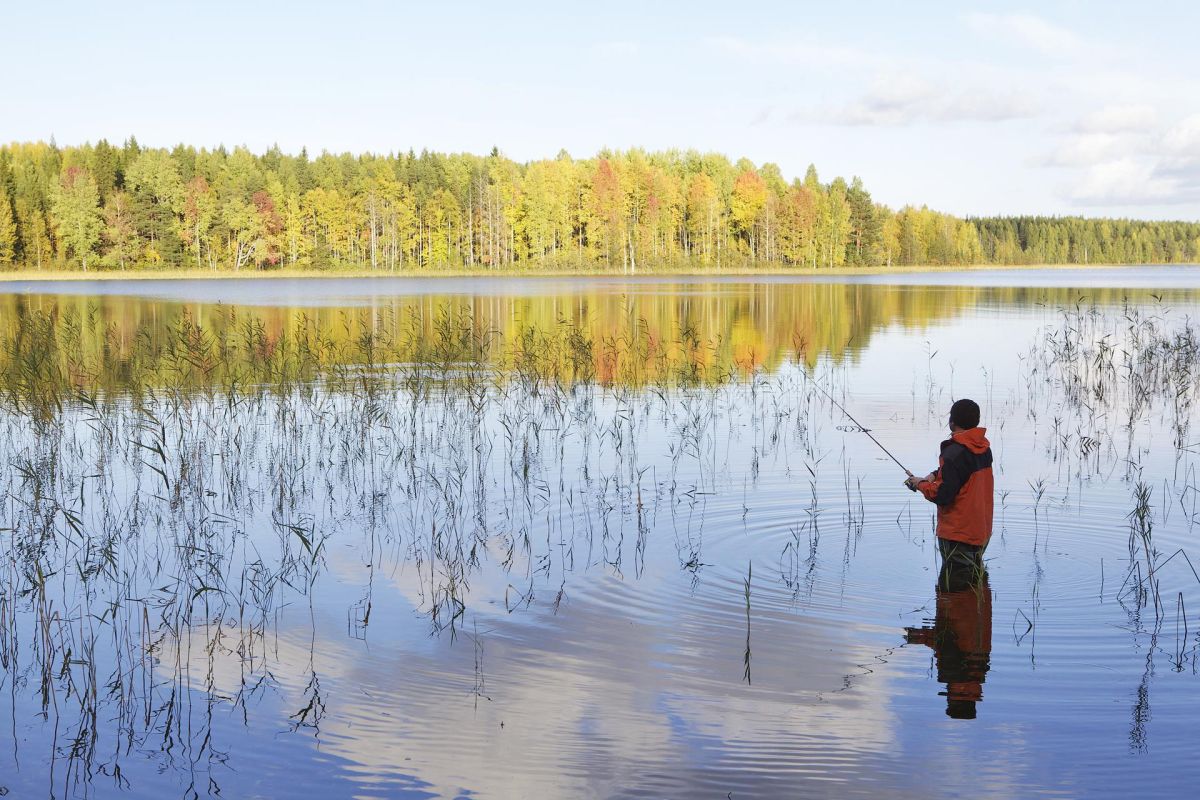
left=1, top=139, right=1198, bottom=272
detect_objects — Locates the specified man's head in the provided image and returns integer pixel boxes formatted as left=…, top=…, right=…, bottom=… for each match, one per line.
left=949, top=398, right=980, bottom=432
left=946, top=699, right=978, bottom=720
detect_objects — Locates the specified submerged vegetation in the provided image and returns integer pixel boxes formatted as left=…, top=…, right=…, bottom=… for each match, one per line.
left=0, top=282, right=1199, bottom=794
left=1022, top=299, right=1200, bottom=728
left=0, top=293, right=840, bottom=793
left=3, top=140, right=1200, bottom=274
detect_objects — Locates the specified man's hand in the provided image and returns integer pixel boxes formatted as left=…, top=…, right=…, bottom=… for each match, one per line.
left=904, top=626, right=935, bottom=646
left=905, top=472, right=936, bottom=492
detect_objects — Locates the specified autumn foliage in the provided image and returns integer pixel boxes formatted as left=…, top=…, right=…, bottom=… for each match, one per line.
left=1, top=139, right=1198, bottom=272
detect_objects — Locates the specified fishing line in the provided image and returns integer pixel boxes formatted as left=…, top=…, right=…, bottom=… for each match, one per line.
left=801, top=367, right=914, bottom=476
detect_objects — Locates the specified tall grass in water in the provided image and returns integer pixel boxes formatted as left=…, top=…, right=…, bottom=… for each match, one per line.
left=1027, top=301, right=1200, bottom=692
left=1, top=298, right=832, bottom=795
left=1, top=293, right=1199, bottom=793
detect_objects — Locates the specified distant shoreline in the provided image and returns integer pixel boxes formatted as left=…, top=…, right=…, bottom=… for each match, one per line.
left=0, top=262, right=1193, bottom=283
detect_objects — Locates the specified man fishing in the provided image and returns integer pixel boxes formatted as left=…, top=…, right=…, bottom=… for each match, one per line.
left=904, top=399, right=994, bottom=580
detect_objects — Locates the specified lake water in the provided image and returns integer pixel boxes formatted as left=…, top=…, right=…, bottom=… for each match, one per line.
left=1, top=268, right=1199, bottom=798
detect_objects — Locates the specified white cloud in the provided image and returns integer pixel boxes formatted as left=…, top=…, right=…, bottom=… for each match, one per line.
left=1073, top=104, right=1158, bottom=134
left=797, top=74, right=1038, bottom=126
left=1047, top=110, right=1200, bottom=206
left=1066, top=158, right=1183, bottom=205
left=965, top=12, right=1083, bottom=57
left=1154, top=113, right=1200, bottom=182
left=1038, top=132, right=1146, bottom=167
left=1161, top=113, right=1200, bottom=157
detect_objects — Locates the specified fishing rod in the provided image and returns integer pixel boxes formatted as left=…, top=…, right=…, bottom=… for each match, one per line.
left=801, top=368, right=915, bottom=477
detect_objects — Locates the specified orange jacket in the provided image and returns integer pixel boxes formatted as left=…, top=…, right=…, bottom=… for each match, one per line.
left=917, top=427, right=994, bottom=547
left=937, top=582, right=992, bottom=704
left=908, top=581, right=993, bottom=707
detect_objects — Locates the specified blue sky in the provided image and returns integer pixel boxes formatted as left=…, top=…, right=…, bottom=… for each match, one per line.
left=4, top=0, right=1199, bottom=219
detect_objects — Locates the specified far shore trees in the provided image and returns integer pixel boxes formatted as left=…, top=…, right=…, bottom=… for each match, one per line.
left=50, top=166, right=102, bottom=271
left=2, top=139, right=1199, bottom=272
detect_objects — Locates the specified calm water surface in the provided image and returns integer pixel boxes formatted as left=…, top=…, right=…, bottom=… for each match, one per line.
left=1, top=268, right=1198, bottom=798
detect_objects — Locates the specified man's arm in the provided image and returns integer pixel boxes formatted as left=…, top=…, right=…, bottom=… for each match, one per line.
left=920, top=446, right=968, bottom=506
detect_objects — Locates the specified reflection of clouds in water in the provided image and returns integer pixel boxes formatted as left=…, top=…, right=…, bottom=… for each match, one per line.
left=280, top=464, right=929, bottom=796
left=14, top=283, right=1200, bottom=797
left=161, top=573, right=911, bottom=798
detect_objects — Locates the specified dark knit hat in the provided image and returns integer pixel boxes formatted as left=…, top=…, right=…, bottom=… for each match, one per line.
left=950, top=399, right=980, bottom=430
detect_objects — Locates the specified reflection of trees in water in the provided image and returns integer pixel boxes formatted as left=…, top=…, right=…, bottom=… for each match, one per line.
left=0, top=285, right=1198, bottom=794
left=0, top=285, right=1161, bottom=397
left=0, top=324, right=848, bottom=793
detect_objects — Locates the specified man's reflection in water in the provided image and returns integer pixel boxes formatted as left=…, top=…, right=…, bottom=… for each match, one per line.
left=904, top=565, right=993, bottom=719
